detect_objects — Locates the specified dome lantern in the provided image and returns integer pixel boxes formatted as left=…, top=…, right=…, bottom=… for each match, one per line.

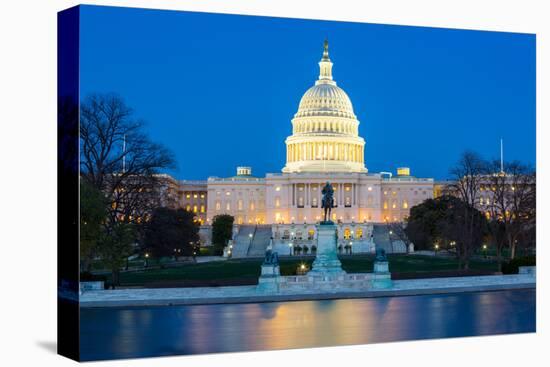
left=318, top=39, right=334, bottom=83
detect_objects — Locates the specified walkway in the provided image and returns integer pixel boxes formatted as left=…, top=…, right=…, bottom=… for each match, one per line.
left=79, top=273, right=535, bottom=308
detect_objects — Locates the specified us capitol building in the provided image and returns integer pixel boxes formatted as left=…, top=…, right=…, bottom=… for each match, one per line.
left=159, top=41, right=436, bottom=256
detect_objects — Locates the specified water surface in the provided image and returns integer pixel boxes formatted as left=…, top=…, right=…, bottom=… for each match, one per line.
left=80, top=289, right=535, bottom=361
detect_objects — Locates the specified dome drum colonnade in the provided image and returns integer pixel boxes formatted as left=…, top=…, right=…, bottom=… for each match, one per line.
left=283, top=40, right=367, bottom=173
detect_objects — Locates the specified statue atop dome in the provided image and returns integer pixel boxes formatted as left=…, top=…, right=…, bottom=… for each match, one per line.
left=322, top=39, right=330, bottom=60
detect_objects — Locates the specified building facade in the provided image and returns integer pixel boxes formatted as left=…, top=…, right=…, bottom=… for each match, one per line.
left=203, top=41, right=435, bottom=227
left=154, top=41, right=438, bottom=252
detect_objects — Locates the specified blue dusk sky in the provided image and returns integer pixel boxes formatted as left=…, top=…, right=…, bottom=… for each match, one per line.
left=79, top=5, right=536, bottom=180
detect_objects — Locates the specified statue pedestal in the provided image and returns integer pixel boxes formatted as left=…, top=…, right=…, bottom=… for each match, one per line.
left=257, top=263, right=281, bottom=293
left=373, top=261, right=389, bottom=273
left=373, top=261, right=392, bottom=288
left=309, top=223, right=345, bottom=274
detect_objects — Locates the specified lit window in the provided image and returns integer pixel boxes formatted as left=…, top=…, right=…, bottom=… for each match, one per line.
left=250, top=201, right=255, bottom=211
left=226, top=202, right=231, bottom=211
left=356, top=228, right=363, bottom=238
left=186, top=205, right=191, bottom=211
left=403, top=201, right=408, bottom=209
left=186, top=194, right=191, bottom=199
left=226, top=191, right=231, bottom=196
left=383, top=201, right=388, bottom=209
left=392, top=202, right=397, bottom=209
left=384, top=191, right=388, bottom=195
left=200, top=194, right=205, bottom=198
left=344, top=228, right=351, bottom=239
left=193, top=205, right=198, bottom=213
left=345, top=186, right=351, bottom=192
left=238, top=199, right=243, bottom=210
left=367, top=186, right=372, bottom=191
left=275, top=197, right=280, bottom=208
left=200, top=205, right=205, bottom=213
left=215, top=201, right=221, bottom=211
left=275, top=186, right=281, bottom=192
left=193, top=194, right=198, bottom=198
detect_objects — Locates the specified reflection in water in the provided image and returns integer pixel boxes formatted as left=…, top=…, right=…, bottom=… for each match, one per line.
left=80, top=289, right=535, bottom=361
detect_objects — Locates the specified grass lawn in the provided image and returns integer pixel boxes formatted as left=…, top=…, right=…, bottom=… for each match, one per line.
left=105, top=255, right=499, bottom=287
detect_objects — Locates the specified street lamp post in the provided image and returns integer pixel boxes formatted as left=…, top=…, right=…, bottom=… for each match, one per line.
left=434, top=244, right=439, bottom=256
left=483, top=244, right=488, bottom=259
left=144, top=253, right=149, bottom=268
left=289, top=243, right=293, bottom=256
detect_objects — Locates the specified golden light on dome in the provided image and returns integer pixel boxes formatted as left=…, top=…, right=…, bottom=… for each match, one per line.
left=282, top=41, right=367, bottom=174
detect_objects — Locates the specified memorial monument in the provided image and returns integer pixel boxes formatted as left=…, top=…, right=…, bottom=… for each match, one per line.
left=309, top=182, right=346, bottom=274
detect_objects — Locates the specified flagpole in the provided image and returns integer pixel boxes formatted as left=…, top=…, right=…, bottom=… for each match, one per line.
left=500, top=138, right=504, bottom=173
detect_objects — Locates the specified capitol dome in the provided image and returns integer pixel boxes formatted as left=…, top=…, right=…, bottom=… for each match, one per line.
left=282, top=40, right=367, bottom=174
left=295, top=83, right=356, bottom=120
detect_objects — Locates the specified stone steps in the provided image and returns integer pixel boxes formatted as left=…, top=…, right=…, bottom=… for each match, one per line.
left=247, top=226, right=272, bottom=257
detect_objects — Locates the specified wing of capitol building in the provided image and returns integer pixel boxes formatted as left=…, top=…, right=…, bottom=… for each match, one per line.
left=157, top=41, right=447, bottom=256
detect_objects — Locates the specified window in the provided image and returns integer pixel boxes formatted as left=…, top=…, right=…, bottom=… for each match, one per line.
left=356, top=228, right=363, bottom=238
left=312, top=197, right=318, bottom=207
left=275, top=186, right=281, bottom=192
left=186, top=205, right=191, bottom=211
left=403, top=201, right=408, bottom=209
left=193, top=194, right=198, bottom=198
left=249, top=201, right=255, bottom=211
left=215, top=201, right=221, bottom=211
left=200, top=193, right=205, bottom=199
left=392, top=201, right=397, bottom=209
left=344, top=228, right=351, bottom=239
left=275, top=197, right=280, bottom=208
left=298, top=197, right=304, bottom=208
left=186, top=194, right=191, bottom=199
left=345, top=197, right=351, bottom=207
left=193, top=205, right=198, bottom=213
left=238, top=199, right=243, bottom=210
left=367, top=186, right=372, bottom=191
left=226, top=191, right=231, bottom=196
left=226, top=202, right=231, bottom=211
left=200, top=205, right=205, bottom=213
left=367, top=195, right=373, bottom=206
left=308, top=229, right=315, bottom=240
left=383, top=201, right=388, bottom=209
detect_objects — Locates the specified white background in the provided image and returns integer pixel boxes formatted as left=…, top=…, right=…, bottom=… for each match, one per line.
left=0, top=0, right=547, bottom=366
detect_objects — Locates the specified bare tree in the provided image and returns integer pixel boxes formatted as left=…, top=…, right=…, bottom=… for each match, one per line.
left=504, top=162, right=536, bottom=259
left=80, top=94, right=175, bottom=283
left=80, top=94, right=175, bottom=225
left=485, top=160, right=535, bottom=265
left=446, top=151, right=488, bottom=269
